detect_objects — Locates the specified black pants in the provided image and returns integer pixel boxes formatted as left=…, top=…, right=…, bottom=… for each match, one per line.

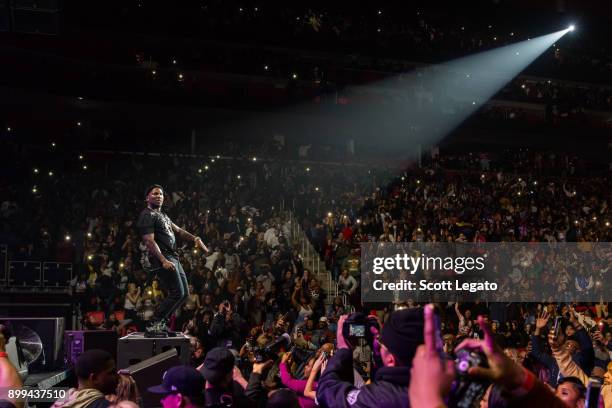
left=155, top=256, right=189, bottom=320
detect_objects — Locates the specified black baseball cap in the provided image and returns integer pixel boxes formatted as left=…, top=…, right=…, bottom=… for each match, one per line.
left=199, top=347, right=235, bottom=384
left=148, top=365, right=205, bottom=398
left=380, top=308, right=424, bottom=367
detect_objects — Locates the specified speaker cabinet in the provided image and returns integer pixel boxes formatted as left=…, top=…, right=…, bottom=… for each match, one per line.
left=64, top=330, right=118, bottom=368
left=8, top=261, right=41, bottom=287
left=117, top=332, right=190, bottom=369
left=119, top=349, right=181, bottom=408
left=43, top=262, right=73, bottom=288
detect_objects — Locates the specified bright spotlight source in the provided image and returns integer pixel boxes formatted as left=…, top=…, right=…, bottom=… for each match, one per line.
left=568, top=25, right=575, bottom=31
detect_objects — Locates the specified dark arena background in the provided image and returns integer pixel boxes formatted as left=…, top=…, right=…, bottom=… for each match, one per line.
left=0, top=1, right=611, bottom=407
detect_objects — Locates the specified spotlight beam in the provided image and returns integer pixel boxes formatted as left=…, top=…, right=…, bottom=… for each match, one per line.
left=336, top=28, right=572, bottom=154
left=215, top=28, right=572, bottom=161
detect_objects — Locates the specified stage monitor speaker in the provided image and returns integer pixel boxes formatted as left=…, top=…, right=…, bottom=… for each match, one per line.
left=119, top=349, right=181, bottom=408
left=0, top=317, right=64, bottom=372
left=64, top=330, right=118, bottom=368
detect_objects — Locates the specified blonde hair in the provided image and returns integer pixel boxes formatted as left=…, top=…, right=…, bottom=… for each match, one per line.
left=108, top=374, right=141, bottom=406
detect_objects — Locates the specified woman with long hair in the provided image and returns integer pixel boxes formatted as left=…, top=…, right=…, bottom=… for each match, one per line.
left=106, top=374, right=141, bottom=406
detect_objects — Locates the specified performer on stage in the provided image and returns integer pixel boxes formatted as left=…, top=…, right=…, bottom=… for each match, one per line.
left=137, top=184, right=208, bottom=335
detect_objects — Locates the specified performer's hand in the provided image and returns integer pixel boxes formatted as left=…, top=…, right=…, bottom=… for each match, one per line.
left=162, top=259, right=176, bottom=271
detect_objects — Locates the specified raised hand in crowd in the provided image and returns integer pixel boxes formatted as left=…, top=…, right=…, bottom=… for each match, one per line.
left=304, top=353, right=327, bottom=400
left=410, top=309, right=573, bottom=407
left=454, top=316, right=528, bottom=392
left=534, top=311, right=550, bottom=336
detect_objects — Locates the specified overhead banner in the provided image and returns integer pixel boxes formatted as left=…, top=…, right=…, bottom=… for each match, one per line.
left=360, top=243, right=611, bottom=303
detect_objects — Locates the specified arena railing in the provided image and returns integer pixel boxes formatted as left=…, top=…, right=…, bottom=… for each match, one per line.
left=282, top=208, right=333, bottom=305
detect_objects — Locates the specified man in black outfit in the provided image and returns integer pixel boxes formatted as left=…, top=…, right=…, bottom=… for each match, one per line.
left=137, top=185, right=208, bottom=335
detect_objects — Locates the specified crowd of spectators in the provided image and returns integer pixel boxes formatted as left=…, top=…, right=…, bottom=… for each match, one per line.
left=1, top=3, right=612, bottom=406
left=0, top=136, right=611, bottom=406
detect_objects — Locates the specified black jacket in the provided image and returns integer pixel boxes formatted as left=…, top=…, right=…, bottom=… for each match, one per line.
left=204, top=380, right=252, bottom=408
left=209, top=312, right=244, bottom=348
left=316, top=348, right=410, bottom=408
